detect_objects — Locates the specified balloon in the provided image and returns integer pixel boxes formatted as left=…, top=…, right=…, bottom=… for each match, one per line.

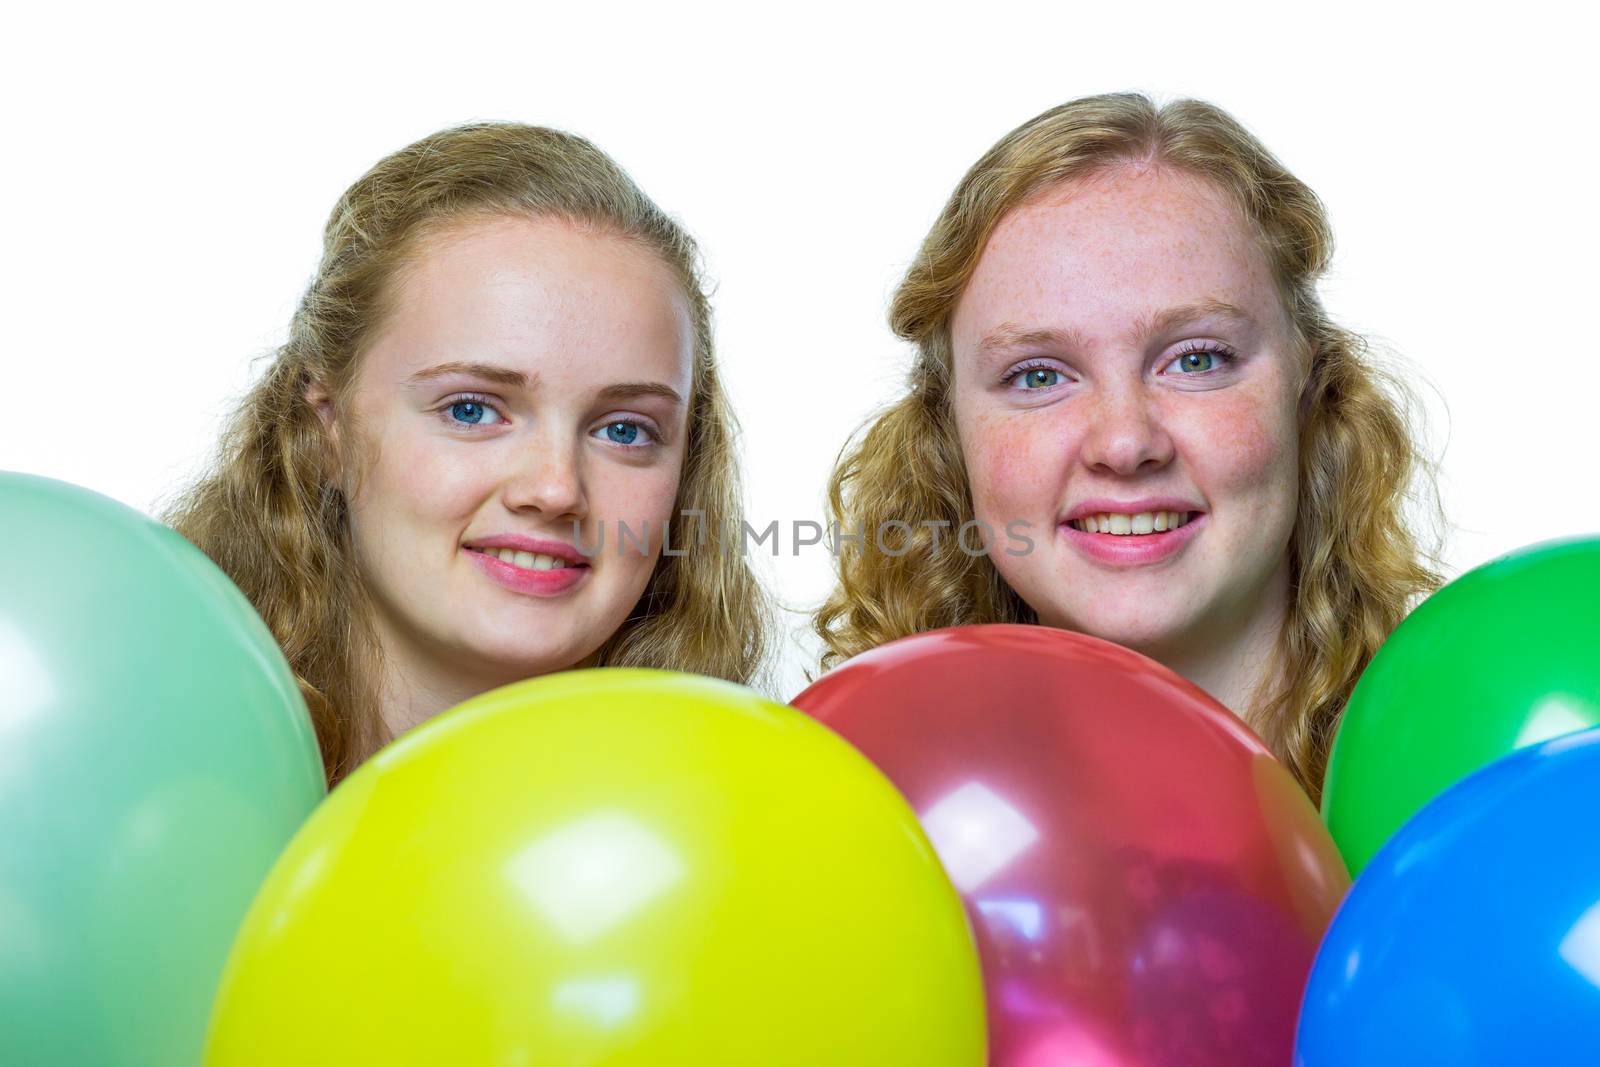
left=203, top=668, right=986, bottom=1066
left=0, top=472, right=325, bottom=1066
left=1322, top=535, right=1600, bottom=874
left=1128, top=888, right=1319, bottom=1067
left=792, top=624, right=1349, bottom=1067
left=1298, top=726, right=1600, bottom=1065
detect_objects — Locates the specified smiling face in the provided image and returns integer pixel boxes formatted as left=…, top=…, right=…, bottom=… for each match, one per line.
left=314, top=214, right=694, bottom=699
left=949, top=165, right=1303, bottom=667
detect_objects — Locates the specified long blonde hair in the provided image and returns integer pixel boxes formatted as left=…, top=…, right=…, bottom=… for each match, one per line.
left=814, top=92, right=1446, bottom=802
left=162, top=123, right=771, bottom=784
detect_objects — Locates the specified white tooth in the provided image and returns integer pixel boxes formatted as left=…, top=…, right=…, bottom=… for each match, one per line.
left=1095, top=514, right=1110, bottom=533
left=1130, top=512, right=1155, bottom=534
left=1153, top=512, right=1170, bottom=532
left=513, top=551, right=537, bottom=570
left=497, top=548, right=518, bottom=564
left=531, top=554, right=557, bottom=571
left=1108, top=514, right=1132, bottom=535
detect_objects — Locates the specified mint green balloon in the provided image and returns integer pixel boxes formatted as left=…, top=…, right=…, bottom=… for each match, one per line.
left=0, top=472, right=325, bottom=1066
left=1321, top=535, right=1600, bottom=875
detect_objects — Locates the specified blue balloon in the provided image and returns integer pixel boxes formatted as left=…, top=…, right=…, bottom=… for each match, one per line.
left=1296, top=726, right=1600, bottom=1065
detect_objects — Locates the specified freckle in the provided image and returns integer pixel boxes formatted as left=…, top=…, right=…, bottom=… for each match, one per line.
left=1210, top=399, right=1273, bottom=457
left=978, top=416, right=1056, bottom=503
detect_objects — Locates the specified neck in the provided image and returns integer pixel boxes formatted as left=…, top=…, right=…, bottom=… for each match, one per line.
left=1134, top=557, right=1293, bottom=737
left=372, top=628, right=603, bottom=745
left=376, top=655, right=504, bottom=741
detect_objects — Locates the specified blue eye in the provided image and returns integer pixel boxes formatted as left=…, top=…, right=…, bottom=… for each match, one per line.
left=595, top=419, right=654, bottom=447
left=444, top=398, right=504, bottom=426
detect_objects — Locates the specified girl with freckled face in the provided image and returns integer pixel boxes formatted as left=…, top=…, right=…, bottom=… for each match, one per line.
left=815, top=92, right=1446, bottom=801
left=163, top=124, right=771, bottom=785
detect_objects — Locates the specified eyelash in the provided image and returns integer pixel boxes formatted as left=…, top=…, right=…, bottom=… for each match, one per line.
left=999, top=360, right=1066, bottom=389
left=1165, top=340, right=1239, bottom=376
left=437, top=394, right=659, bottom=447
left=999, top=342, right=1240, bottom=390
left=438, top=393, right=507, bottom=429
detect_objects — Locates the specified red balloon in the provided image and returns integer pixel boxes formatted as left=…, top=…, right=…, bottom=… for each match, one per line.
left=792, top=624, right=1349, bottom=1067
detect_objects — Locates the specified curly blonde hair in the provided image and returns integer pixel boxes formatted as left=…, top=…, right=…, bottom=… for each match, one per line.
left=162, top=123, right=772, bottom=785
left=814, top=92, right=1447, bottom=802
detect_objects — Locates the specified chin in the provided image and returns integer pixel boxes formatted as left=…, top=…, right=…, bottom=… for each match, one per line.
left=460, top=637, right=586, bottom=681
left=1039, top=608, right=1182, bottom=658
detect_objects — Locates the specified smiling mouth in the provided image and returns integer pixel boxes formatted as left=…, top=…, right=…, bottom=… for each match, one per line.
left=466, top=546, right=590, bottom=572
left=1066, top=510, right=1197, bottom=535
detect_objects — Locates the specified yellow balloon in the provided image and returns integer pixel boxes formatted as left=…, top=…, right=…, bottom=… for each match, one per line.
left=203, top=669, right=986, bottom=1065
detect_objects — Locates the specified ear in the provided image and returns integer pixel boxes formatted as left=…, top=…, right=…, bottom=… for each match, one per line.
left=304, top=376, right=337, bottom=434
left=303, top=376, right=344, bottom=483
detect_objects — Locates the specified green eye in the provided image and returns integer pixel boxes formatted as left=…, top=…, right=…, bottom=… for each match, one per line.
left=1166, top=346, right=1237, bottom=375
left=1018, top=368, right=1061, bottom=390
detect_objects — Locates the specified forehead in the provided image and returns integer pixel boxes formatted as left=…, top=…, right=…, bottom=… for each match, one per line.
left=952, top=166, right=1288, bottom=349
left=364, top=214, right=695, bottom=394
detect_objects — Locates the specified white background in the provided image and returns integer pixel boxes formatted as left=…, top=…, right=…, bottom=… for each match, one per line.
left=4, top=2, right=1595, bottom=700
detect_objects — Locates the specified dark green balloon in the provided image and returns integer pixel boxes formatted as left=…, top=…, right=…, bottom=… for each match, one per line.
left=1322, top=535, right=1600, bottom=875
left=0, top=473, right=325, bottom=1065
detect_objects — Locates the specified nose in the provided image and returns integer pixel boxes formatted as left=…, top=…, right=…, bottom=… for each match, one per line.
left=501, top=433, right=588, bottom=520
left=1078, top=381, right=1175, bottom=475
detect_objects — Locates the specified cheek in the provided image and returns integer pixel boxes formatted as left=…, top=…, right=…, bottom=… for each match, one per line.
left=346, top=425, right=486, bottom=564
left=368, top=434, right=480, bottom=522
left=591, top=458, right=686, bottom=583
left=1198, top=393, right=1298, bottom=521
left=591, top=457, right=685, bottom=525
left=961, top=411, right=1066, bottom=521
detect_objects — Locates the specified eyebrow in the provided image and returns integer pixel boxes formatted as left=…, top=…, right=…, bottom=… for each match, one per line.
left=975, top=299, right=1258, bottom=361
left=404, top=361, right=530, bottom=388
left=404, top=361, right=683, bottom=405
left=1132, top=300, right=1257, bottom=343
left=977, top=324, right=1092, bottom=361
left=595, top=381, right=684, bottom=405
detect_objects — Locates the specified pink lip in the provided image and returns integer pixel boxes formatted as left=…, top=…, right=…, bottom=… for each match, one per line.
left=464, top=546, right=590, bottom=597
left=1059, top=512, right=1206, bottom=566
